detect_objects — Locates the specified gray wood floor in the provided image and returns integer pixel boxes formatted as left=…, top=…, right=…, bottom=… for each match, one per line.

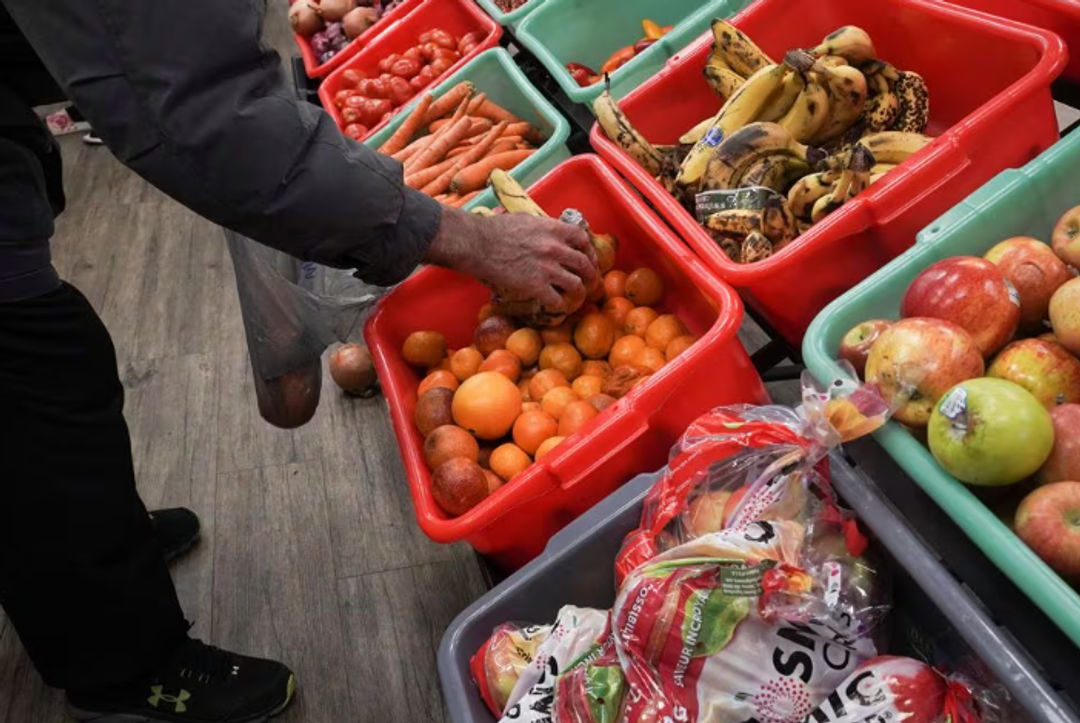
left=0, top=5, right=788, bottom=721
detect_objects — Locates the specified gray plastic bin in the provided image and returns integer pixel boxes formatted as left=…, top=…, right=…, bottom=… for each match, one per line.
left=437, top=453, right=1079, bottom=723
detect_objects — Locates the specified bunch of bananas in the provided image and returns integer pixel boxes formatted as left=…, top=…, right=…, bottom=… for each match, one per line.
left=593, top=21, right=935, bottom=264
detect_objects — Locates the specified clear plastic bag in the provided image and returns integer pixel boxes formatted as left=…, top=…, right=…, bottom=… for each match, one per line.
left=224, top=230, right=388, bottom=427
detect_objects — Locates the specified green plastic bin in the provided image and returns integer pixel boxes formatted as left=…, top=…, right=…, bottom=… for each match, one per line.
left=802, top=130, right=1080, bottom=650
left=365, top=48, right=571, bottom=211
left=514, top=0, right=755, bottom=106
left=474, top=0, right=544, bottom=28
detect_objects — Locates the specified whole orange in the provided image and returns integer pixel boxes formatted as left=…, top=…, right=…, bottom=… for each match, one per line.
left=573, top=313, right=616, bottom=360
left=418, top=369, right=459, bottom=397
left=604, top=297, right=635, bottom=329
left=624, top=307, right=659, bottom=337
left=572, top=375, right=605, bottom=399
left=528, top=369, right=570, bottom=401
left=402, top=330, right=447, bottom=368
left=541, top=386, right=579, bottom=420
left=505, top=328, right=543, bottom=367
left=539, top=343, right=583, bottom=380
left=450, top=347, right=484, bottom=381
left=625, top=268, right=664, bottom=306
left=609, top=335, right=646, bottom=368
left=632, top=346, right=666, bottom=373
left=490, top=443, right=531, bottom=481
left=479, top=349, right=522, bottom=382
left=452, top=371, right=522, bottom=440
left=540, top=320, right=573, bottom=346
left=603, top=270, right=628, bottom=299
left=558, top=400, right=598, bottom=436
left=513, top=410, right=559, bottom=455
left=534, top=436, right=565, bottom=460
left=665, top=334, right=696, bottom=361
left=645, top=314, right=687, bottom=351
left=581, top=360, right=613, bottom=379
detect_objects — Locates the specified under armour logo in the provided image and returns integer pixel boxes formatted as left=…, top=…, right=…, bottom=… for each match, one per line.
left=148, top=685, right=191, bottom=713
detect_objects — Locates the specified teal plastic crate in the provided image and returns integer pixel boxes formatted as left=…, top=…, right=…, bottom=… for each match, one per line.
left=515, top=0, right=755, bottom=107
left=474, top=0, right=544, bottom=27
left=802, top=131, right=1080, bottom=649
left=365, top=48, right=571, bottom=211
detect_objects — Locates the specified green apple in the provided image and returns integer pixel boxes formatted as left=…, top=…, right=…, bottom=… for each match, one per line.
left=928, top=378, right=1054, bottom=486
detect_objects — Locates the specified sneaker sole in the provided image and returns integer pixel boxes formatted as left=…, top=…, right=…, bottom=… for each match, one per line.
left=68, top=673, right=297, bottom=723
left=162, top=530, right=201, bottom=564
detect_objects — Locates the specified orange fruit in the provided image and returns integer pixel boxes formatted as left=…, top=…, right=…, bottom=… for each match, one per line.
left=423, top=425, right=479, bottom=470
left=474, top=315, right=515, bottom=356
left=645, top=314, right=687, bottom=351
left=539, top=343, right=583, bottom=380
left=529, top=369, right=570, bottom=400
left=505, top=328, right=543, bottom=367
left=572, top=374, right=605, bottom=399
left=534, top=436, right=565, bottom=460
left=402, top=330, right=447, bottom=368
left=573, top=313, right=616, bottom=360
left=665, top=334, right=696, bottom=361
left=477, top=303, right=496, bottom=322
left=558, top=400, right=598, bottom=436
left=603, top=270, right=628, bottom=299
left=418, top=369, right=459, bottom=397
left=483, top=469, right=503, bottom=495
left=541, top=386, right=579, bottom=421
left=594, top=234, right=617, bottom=273
left=609, top=335, right=646, bottom=368
left=624, top=307, right=659, bottom=337
left=587, top=394, right=618, bottom=413
left=479, top=349, right=522, bottom=382
left=414, top=387, right=455, bottom=438
left=581, top=360, right=613, bottom=379
left=513, top=410, right=559, bottom=455
left=452, top=371, right=522, bottom=440
left=632, top=346, right=666, bottom=373
left=490, top=443, right=531, bottom=481
left=587, top=277, right=606, bottom=304
left=450, top=346, right=484, bottom=381
left=540, top=320, right=573, bottom=346
left=625, top=268, right=664, bottom=306
left=603, top=297, right=635, bottom=329
left=521, top=401, right=542, bottom=413
left=518, top=377, right=533, bottom=402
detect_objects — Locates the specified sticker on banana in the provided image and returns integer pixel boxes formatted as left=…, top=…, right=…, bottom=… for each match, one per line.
left=701, top=122, right=814, bottom=192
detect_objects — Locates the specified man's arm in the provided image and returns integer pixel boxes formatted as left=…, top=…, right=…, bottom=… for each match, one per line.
left=3, top=0, right=439, bottom=285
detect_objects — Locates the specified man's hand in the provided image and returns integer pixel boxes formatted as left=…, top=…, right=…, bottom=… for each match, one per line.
left=425, top=207, right=598, bottom=308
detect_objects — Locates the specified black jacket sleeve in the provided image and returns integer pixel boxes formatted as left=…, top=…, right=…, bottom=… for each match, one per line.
left=1, top=0, right=442, bottom=285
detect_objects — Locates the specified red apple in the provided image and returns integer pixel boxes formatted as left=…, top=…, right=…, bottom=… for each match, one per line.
left=987, top=338, right=1080, bottom=408
left=1052, top=204, right=1080, bottom=269
left=1016, top=481, right=1080, bottom=580
left=901, top=256, right=1020, bottom=357
left=1049, top=277, right=1080, bottom=356
left=1039, top=404, right=1080, bottom=484
left=865, top=317, right=984, bottom=427
left=984, top=236, right=1073, bottom=330
left=838, top=319, right=892, bottom=378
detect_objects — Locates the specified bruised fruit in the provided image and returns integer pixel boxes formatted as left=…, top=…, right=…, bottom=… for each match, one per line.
left=513, top=410, right=558, bottom=455
left=572, top=375, right=604, bottom=399
left=625, top=268, right=664, bottom=306
left=534, top=436, right=564, bottom=460
left=541, top=386, right=579, bottom=421
left=423, top=425, right=479, bottom=469
left=414, top=387, right=455, bottom=438
left=505, top=328, right=542, bottom=366
left=490, top=443, right=531, bottom=481
left=452, top=372, right=522, bottom=440
left=587, top=394, right=618, bottom=413
left=417, top=369, right=458, bottom=397
left=539, top=343, right=583, bottom=380
left=403, top=330, right=447, bottom=368
left=574, top=313, right=616, bottom=359
left=450, top=347, right=484, bottom=381
left=529, top=369, right=570, bottom=400
left=604, top=365, right=651, bottom=398
left=581, top=360, right=613, bottom=379
left=558, top=400, right=598, bottom=436
left=329, top=343, right=376, bottom=396
left=431, top=457, right=488, bottom=516
left=624, top=306, right=658, bottom=337
left=475, top=315, right=516, bottom=356
left=479, top=349, right=522, bottom=382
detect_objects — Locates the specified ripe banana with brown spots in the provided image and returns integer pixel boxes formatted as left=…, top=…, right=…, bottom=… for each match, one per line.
left=810, top=143, right=874, bottom=222
left=700, top=122, right=813, bottom=191
left=788, top=170, right=839, bottom=220
left=711, top=19, right=773, bottom=77
left=592, top=87, right=666, bottom=176
left=808, top=56, right=867, bottom=144
left=813, top=26, right=876, bottom=65
left=893, top=71, right=930, bottom=133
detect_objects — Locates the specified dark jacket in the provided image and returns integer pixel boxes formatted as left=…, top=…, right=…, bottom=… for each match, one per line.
left=0, top=0, right=442, bottom=301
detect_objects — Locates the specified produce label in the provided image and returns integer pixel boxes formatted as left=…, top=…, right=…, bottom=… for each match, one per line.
left=1004, top=279, right=1021, bottom=308
left=695, top=187, right=786, bottom=223
left=937, top=387, right=968, bottom=425
left=703, top=126, right=725, bottom=147
left=719, top=560, right=776, bottom=597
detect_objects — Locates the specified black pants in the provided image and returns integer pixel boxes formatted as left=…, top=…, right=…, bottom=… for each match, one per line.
left=0, top=282, right=187, bottom=691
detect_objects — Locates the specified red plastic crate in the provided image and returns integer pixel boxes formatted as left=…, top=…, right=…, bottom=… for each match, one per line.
left=942, top=0, right=1080, bottom=84
left=591, top=0, right=1066, bottom=345
left=290, top=0, right=422, bottom=79
left=318, top=0, right=501, bottom=139
left=364, top=155, right=768, bottom=570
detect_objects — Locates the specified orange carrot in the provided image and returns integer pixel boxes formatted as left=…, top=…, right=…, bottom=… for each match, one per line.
left=421, top=121, right=507, bottom=196
left=450, top=150, right=535, bottom=194
left=410, top=116, right=473, bottom=171
left=450, top=93, right=471, bottom=124
left=466, top=92, right=488, bottom=115
left=422, top=82, right=474, bottom=124
left=405, top=156, right=458, bottom=189
left=449, top=191, right=481, bottom=208
left=473, top=99, right=521, bottom=124
left=465, top=133, right=523, bottom=147
left=379, top=94, right=434, bottom=155
left=501, top=121, right=534, bottom=138
left=488, top=138, right=519, bottom=155
left=446, top=145, right=473, bottom=158
left=432, top=117, right=492, bottom=136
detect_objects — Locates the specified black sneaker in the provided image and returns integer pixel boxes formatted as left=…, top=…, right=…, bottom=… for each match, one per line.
left=67, top=638, right=297, bottom=722
left=149, top=508, right=201, bottom=563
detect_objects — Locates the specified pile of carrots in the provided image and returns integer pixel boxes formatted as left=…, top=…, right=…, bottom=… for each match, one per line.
left=377, top=81, right=543, bottom=207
